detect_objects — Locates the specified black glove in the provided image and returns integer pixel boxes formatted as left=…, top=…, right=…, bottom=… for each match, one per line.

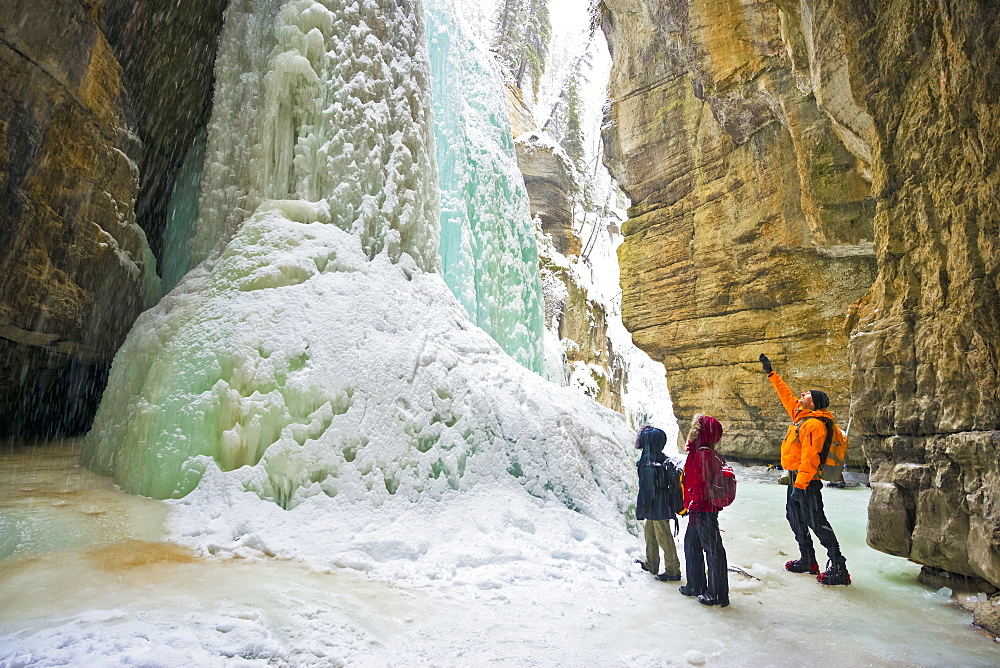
left=759, top=353, right=772, bottom=374
left=789, top=486, right=804, bottom=502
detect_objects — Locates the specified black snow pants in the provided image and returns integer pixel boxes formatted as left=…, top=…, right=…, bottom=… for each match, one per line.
left=786, top=479, right=845, bottom=568
left=684, top=510, right=728, bottom=602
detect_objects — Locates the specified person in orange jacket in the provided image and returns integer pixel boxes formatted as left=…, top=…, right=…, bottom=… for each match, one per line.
left=759, top=353, right=851, bottom=586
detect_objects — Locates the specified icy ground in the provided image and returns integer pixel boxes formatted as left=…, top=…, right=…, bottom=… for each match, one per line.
left=1, top=443, right=998, bottom=667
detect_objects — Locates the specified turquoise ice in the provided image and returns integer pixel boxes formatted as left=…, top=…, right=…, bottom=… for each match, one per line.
left=425, top=0, right=546, bottom=373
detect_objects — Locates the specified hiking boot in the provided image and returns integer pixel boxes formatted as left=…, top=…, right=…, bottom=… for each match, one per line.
left=678, top=585, right=701, bottom=597
left=655, top=572, right=681, bottom=582
left=785, top=559, right=819, bottom=575
left=697, top=594, right=730, bottom=608
left=817, top=560, right=851, bottom=586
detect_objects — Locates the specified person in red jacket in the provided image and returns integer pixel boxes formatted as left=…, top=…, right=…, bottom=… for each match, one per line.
left=759, top=353, right=851, bottom=586
left=678, top=414, right=729, bottom=607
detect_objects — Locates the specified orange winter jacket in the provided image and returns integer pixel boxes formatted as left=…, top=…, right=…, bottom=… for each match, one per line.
left=768, top=372, right=848, bottom=489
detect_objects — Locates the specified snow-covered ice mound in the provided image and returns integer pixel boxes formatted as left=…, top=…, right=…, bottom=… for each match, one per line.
left=82, top=0, right=637, bottom=558
left=85, top=204, right=635, bottom=523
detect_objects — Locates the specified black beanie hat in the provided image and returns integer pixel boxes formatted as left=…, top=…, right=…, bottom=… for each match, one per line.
left=810, top=390, right=830, bottom=410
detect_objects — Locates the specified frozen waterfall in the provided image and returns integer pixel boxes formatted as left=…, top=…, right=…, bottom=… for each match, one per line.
left=157, top=0, right=546, bottom=369
left=81, top=0, right=634, bottom=523
left=426, top=0, right=546, bottom=373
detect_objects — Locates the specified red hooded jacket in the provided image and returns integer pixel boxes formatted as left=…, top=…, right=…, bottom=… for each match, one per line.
left=683, top=415, right=724, bottom=513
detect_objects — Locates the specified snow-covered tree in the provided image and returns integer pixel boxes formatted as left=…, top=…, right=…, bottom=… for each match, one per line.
left=492, top=0, right=551, bottom=101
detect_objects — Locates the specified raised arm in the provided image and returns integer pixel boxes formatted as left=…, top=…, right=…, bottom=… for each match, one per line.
left=767, top=372, right=799, bottom=419
left=760, top=354, right=798, bottom=419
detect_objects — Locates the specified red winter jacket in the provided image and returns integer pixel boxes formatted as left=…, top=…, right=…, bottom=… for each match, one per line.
left=683, top=415, right=723, bottom=513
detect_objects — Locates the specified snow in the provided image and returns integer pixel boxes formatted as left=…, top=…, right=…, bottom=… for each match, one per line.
left=83, top=207, right=636, bottom=517
left=2, top=447, right=999, bottom=666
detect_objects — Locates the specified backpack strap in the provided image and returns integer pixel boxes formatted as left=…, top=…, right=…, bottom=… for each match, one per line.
left=696, top=446, right=724, bottom=467
left=795, top=417, right=835, bottom=476
left=696, top=446, right=723, bottom=488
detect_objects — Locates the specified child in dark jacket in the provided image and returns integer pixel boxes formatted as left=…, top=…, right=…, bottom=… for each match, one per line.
left=679, top=414, right=730, bottom=607
left=634, top=426, right=681, bottom=582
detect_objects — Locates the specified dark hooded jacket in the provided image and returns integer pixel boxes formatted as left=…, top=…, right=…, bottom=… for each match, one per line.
left=635, top=426, right=674, bottom=521
left=683, top=415, right=724, bottom=513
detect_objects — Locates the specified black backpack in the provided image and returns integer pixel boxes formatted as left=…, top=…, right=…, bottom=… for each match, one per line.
left=651, top=459, right=685, bottom=519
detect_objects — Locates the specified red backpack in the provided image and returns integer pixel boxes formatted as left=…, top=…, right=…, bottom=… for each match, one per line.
left=700, top=447, right=737, bottom=510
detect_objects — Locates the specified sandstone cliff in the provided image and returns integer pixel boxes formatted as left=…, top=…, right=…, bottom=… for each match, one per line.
left=599, top=0, right=876, bottom=462
left=829, top=0, right=1000, bottom=594
left=600, top=0, right=1000, bottom=595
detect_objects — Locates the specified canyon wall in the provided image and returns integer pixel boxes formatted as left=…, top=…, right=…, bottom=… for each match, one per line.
left=599, top=0, right=877, bottom=461
left=508, top=84, right=625, bottom=412
left=829, top=1, right=1000, bottom=594
left=600, top=0, right=1000, bottom=593
left=0, top=0, right=226, bottom=438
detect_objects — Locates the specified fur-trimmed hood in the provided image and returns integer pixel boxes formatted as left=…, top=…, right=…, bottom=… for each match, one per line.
left=685, top=414, right=723, bottom=449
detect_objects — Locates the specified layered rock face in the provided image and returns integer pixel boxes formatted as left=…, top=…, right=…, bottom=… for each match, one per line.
left=0, top=0, right=225, bottom=438
left=1, top=0, right=154, bottom=436
left=508, top=85, right=581, bottom=257
left=517, top=133, right=581, bottom=257
left=601, top=0, right=1000, bottom=593
left=599, top=0, right=877, bottom=460
left=832, top=1, right=1000, bottom=592
left=506, top=84, right=623, bottom=411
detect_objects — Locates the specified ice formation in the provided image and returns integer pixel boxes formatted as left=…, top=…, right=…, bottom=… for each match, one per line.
left=83, top=0, right=635, bottom=522
left=160, top=128, right=207, bottom=293
left=426, top=0, right=546, bottom=373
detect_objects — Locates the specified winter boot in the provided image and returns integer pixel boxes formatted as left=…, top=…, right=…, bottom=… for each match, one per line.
left=785, top=559, right=819, bottom=575
left=655, top=572, right=681, bottom=582
left=635, top=559, right=652, bottom=573
left=817, top=560, right=851, bottom=586
left=698, top=594, right=730, bottom=608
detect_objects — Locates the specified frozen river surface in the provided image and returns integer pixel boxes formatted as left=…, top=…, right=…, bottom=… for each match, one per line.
left=1, top=442, right=998, bottom=667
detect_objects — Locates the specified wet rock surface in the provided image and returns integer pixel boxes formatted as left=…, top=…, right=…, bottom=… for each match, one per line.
left=0, top=0, right=227, bottom=437
left=1, top=0, right=151, bottom=435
